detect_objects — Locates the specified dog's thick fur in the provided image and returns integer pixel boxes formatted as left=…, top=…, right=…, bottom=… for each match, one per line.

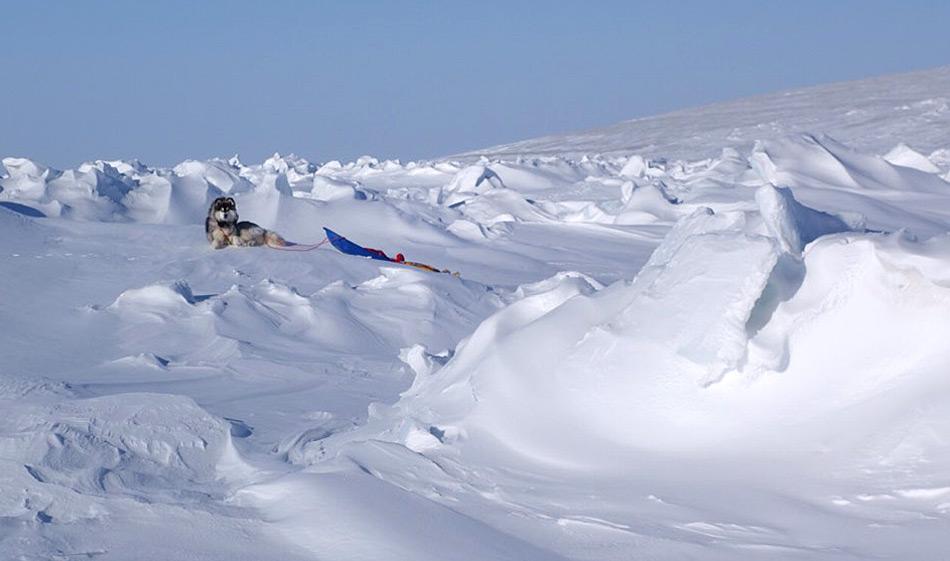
left=205, top=197, right=286, bottom=249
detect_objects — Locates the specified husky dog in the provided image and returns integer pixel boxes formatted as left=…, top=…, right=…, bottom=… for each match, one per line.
left=205, top=197, right=287, bottom=249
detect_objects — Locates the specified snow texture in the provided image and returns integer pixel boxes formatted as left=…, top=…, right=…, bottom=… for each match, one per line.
left=3, top=66, right=950, bottom=560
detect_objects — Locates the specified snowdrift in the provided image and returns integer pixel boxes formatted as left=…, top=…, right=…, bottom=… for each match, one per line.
left=1, top=394, right=234, bottom=501
left=0, top=388, right=242, bottom=537
left=6, top=80, right=950, bottom=558
left=751, top=134, right=950, bottom=194
left=4, top=130, right=948, bottom=247
left=107, top=272, right=500, bottom=367
left=343, top=187, right=950, bottom=470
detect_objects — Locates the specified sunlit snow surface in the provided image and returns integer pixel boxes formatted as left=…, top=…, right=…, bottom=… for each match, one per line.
left=3, top=67, right=950, bottom=560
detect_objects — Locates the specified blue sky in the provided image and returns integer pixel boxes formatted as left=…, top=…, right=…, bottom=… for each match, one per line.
left=2, top=0, right=949, bottom=167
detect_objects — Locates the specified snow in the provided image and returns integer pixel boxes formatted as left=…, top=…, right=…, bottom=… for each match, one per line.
left=457, top=65, right=950, bottom=161
left=4, top=66, right=950, bottom=560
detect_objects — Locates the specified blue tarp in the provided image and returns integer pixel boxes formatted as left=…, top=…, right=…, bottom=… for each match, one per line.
left=323, top=228, right=393, bottom=261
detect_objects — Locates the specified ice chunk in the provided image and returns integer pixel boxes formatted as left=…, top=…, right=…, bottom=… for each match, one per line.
left=755, top=184, right=854, bottom=254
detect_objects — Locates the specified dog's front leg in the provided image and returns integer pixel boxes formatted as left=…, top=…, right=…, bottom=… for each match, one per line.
left=211, top=230, right=230, bottom=249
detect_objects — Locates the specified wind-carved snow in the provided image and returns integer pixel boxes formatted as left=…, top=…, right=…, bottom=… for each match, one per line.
left=4, top=67, right=950, bottom=560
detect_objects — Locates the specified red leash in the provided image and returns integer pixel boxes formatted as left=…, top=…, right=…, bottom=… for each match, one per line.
left=269, top=235, right=459, bottom=276
left=267, top=237, right=330, bottom=251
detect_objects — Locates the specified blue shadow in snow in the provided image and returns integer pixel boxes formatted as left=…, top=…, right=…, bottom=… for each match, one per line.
left=0, top=201, right=46, bottom=218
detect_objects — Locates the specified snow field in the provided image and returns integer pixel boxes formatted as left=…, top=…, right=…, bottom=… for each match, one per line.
left=4, top=68, right=950, bottom=559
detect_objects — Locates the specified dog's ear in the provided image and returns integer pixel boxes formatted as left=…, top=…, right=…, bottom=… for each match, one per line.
left=226, top=197, right=235, bottom=205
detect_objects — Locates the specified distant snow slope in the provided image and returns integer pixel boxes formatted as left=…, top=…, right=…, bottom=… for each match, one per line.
left=455, top=65, right=950, bottom=161
left=3, top=66, right=950, bottom=561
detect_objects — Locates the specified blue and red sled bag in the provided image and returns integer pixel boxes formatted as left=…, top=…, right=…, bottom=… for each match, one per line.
left=323, top=228, right=393, bottom=261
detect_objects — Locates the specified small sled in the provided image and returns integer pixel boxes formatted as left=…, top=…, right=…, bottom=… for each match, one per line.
left=323, top=228, right=459, bottom=276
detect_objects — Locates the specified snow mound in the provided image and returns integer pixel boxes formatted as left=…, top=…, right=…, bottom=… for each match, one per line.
left=353, top=188, right=950, bottom=466
left=9, top=131, right=944, bottom=245
left=746, top=232, right=950, bottom=382
left=0, top=154, right=305, bottom=225
left=2, top=393, right=234, bottom=501
left=343, top=208, right=785, bottom=462
left=0, top=373, right=74, bottom=400
left=307, top=175, right=369, bottom=201
left=109, top=280, right=199, bottom=318
left=751, top=134, right=950, bottom=194
left=884, top=143, right=943, bottom=173
left=619, top=154, right=648, bottom=178
left=106, top=271, right=500, bottom=373
left=0, top=157, right=136, bottom=220
left=613, top=181, right=684, bottom=224
left=439, top=165, right=507, bottom=207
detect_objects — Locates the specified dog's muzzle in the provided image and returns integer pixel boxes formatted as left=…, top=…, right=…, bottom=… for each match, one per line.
left=214, top=210, right=237, bottom=222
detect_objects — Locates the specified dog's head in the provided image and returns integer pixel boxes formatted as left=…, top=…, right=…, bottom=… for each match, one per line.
left=210, top=197, right=238, bottom=223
